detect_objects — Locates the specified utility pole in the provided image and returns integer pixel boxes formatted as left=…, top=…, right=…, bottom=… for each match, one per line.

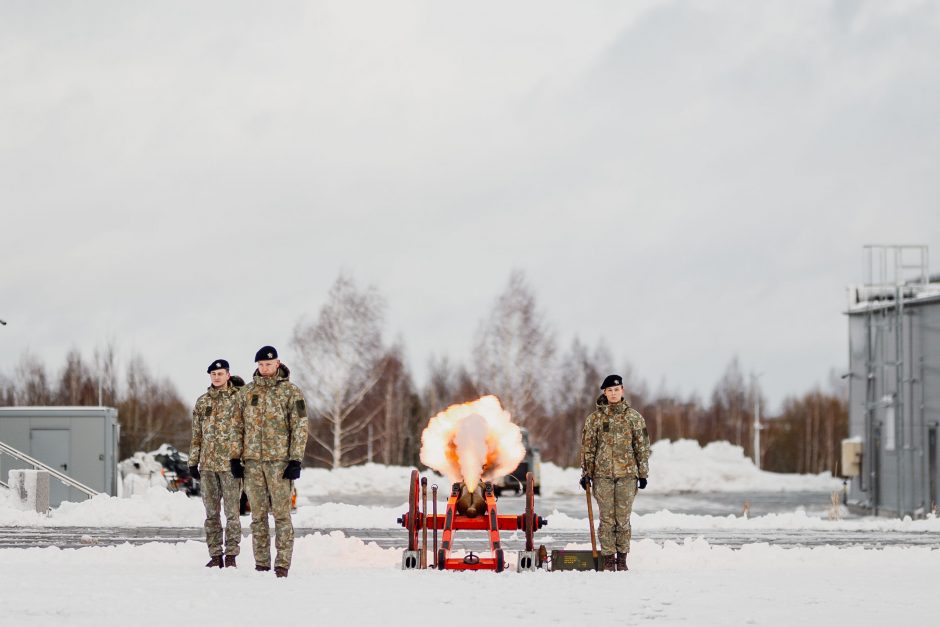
left=752, top=372, right=763, bottom=469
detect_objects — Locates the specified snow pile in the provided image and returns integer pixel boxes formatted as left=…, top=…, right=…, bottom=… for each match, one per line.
left=293, top=463, right=444, bottom=497
left=293, top=503, right=407, bottom=528
left=540, top=439, right=843, bottom=495
left=0, top=487, right=205, bottom=527
left=545, top=509, right=940, bottom=532
left=1, top=534, right=938, bottom=625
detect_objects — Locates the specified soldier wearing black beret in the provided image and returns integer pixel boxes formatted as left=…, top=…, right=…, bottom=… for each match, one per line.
left=189, top=358, right=244, bottom=568
left=237, top=344, right=308, bottom=578
left=580, top=374, right=651, bottom=571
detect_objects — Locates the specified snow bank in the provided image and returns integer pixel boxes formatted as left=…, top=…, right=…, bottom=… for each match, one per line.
left=293, top=463, right=444, bottom=497
left=295, top=440, right=841, bottom=499
left=545, top=508, right=940, bottom=532
left=1, top=534, right=938, bottom=626
left=0, top=487, right=205, bottom=527
left=0, top=439, right=845, bottom=528
left=541, top=439, right=842, bottom=495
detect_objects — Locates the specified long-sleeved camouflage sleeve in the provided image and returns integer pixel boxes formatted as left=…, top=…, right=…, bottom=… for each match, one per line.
left=190, top=405, right=203, bottom=466
left=230, top=390, right=244, bottom=461
left=632, top=414, right=651, bottom=478
left=580, top=413, right=598, bottom=476
left=288, top=386, right=308, bottom=462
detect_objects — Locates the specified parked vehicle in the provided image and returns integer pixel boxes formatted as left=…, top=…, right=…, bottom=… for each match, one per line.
left=150, top=444, right=199, bottom=497
left=493, top=428, right=541, bottom=496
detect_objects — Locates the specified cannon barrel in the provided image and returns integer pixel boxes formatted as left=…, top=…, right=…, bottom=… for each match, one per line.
left=455, top=483, right=486, bottom=518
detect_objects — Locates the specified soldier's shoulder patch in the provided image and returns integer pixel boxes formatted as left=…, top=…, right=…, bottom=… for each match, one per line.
left=250, top=394, right=259, bottom=406
left=295, top=399, right=306, bottom=416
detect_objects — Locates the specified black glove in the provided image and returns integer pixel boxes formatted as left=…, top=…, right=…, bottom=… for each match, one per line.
left=579, top=475, right=592, bottom=491
left=230, top=459, right=244, bottom=479
left=188, top=465, right=200, bottom=480
left=638, top=477, right=647, bottom=490
left=282, top=460, right=301, bottom=480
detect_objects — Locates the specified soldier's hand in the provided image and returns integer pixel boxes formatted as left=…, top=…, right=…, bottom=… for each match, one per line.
left=283, top=460, right=301, bottom=480
left=579, top=475, right=592, bottom=491
left=230, top=459, right=244, bottom=479
left=188, top=465, right=200, bottom=480
left=638, top=477, right=647, bottom=490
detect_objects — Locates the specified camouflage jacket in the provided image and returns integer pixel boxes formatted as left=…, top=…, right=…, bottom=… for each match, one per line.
left=239, top=364, right=308, bottom=462
left=190, top=381, right=244, bottom=472
left=581, top=397, right=651, bottom=479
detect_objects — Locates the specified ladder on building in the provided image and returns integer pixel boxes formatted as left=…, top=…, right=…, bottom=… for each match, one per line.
left=862, top=245, right=929, bottom=517
left=0, top=439, right=100, bottom=499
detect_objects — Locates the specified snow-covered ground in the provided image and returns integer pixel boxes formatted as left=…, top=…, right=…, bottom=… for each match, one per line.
left=2, top=439, right=938, bottom=624
left=1, top=439, right=848, bottom=528
left=1, top=532, right=938, bottom=626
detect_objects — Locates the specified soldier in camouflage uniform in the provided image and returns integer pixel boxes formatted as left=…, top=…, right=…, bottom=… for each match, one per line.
left=189, top=359, right=244, bottom=568
left=580, top=374, right=651, bottom=571
left=238, top=345, right=308, bottom=578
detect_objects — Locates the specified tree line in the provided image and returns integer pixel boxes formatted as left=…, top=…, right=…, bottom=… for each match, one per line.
left=0, top=270, right=848, bottom=475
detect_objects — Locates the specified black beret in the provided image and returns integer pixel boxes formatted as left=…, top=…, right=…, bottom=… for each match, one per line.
left=600, top=374, right=623, bottom=390
left=207, top=359, right=230, bottom=373
left=254, top=345, right=278, bottom=362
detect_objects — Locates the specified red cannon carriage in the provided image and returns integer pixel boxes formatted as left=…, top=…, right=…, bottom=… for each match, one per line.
left=397, top=469, right=547, bottom=572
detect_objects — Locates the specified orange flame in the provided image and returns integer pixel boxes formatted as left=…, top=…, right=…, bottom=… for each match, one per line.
left=419, top=395, right=526, bottom=492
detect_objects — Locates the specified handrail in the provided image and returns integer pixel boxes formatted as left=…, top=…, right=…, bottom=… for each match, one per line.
left=0, top=440, right=99, bottom=499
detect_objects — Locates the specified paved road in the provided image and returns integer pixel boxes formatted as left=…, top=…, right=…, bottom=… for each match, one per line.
left=300, top=489, right=848, bottom=519
left=2, top=525, right=938, bottom=550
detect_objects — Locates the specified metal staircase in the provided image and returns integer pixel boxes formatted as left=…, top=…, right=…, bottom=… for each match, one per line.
left=0, top=439, right=99, bottom=499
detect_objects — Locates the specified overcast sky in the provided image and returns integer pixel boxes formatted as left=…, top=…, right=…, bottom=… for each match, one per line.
left=1, top=1, right=938, bottom=413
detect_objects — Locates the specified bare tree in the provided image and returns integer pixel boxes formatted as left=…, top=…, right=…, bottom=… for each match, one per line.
left=0, top=373, right=15, bottom=406
left=292, top=273, right=388, bottom=468
left=55, top=348, right=98, bottom=405
left=423, top=354, right=480, bottom=416
left=14, top=352, right=54, bottom=405
left=540, top=338, right=613, bottom=465
left=118, top=354, right=189, bottom=454
left=709, top=357, right=751, bottom=453
left=473, top=270, right=556, bottom=434
left=94, top=340, right=119, bottom=406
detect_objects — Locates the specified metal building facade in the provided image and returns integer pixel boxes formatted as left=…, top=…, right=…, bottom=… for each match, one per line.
left=845, top=245, right=940, bottom=517
left=0, top=406, right=120, bottom=506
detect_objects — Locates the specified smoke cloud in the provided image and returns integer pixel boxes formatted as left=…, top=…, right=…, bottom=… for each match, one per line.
left=419, top=395, right=526, bottom=491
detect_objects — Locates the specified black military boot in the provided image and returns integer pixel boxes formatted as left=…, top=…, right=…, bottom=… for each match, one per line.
left=224, top=555, right=237, bottom=568
left=274, top=567, right=289, bottom=578
left=616, top=552, right=628, bottom=571
left=205, top=556, right=223, bottom=568
left=603, top=554, right=617, bottom=571
left=255, top=565, right=271, bottom=572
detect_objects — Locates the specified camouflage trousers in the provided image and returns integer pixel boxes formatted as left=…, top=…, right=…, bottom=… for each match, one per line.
left=200, top=470, right=242, bottom=557
left=244, top=460, right=294, bottom=570
left=593, top=476, right=638, bottom=556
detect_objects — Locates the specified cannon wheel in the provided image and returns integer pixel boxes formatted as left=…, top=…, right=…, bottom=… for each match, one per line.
left=407, top=469, right=420, bottom=551
left=524, top=471, right=535, bottom=552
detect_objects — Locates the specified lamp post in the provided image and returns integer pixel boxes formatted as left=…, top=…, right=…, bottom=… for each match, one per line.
left=752, top=372, right=764, bottom=469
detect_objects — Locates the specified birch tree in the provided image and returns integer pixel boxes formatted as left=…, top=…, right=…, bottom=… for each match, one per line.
left=292, top=274, right=387, bottom=468
left=473, top=270, right=556, bottom=433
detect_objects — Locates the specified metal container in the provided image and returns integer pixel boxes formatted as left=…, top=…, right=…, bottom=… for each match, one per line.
left=549, top=549, right=603, bottom=572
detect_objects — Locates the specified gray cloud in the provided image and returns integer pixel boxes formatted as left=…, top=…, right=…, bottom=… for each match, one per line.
left=1, top=1, right=938, bottom=412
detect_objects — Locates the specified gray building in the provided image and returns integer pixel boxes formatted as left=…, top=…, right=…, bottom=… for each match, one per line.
left=0, top=406, right=120, bottom=506
left=845, top=245, right=940, bottom=518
